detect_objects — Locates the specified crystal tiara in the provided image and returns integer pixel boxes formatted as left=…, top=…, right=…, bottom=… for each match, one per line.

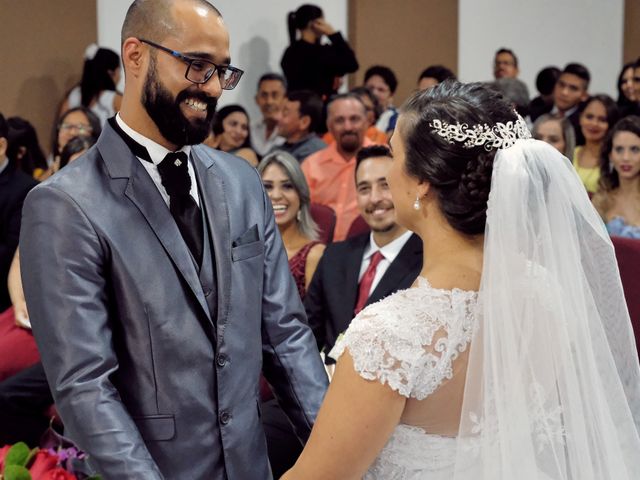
left=428, top=115, right=531, bottom=151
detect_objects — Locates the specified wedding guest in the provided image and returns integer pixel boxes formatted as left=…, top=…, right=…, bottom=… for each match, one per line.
left=270, top=90, right=327, bottom=162
left=552, top=63, right=591, bottom=145
left=493, top=47, right=519, bottom=80
left=532, top=114, right=575, bottom=159
left=573, top=94, right=619, bottom=193
left=59, top=45, right=122, bottom=126
left=618, top=62, right=640, bottom=117
left=6, top=117, right=47, bottom=178
left=529, top=66, right=560, bottom=122
left=365, top=65, right=399, bottom=135
left=251, top=73, right=286, bottom=156
left=258, top=151, right=325, bottom=297
left=417, top=65, right=456, bottom=91
left=281, top=3, right=358, bottom=100
left=592, top=116, right=640, bottom=238
left=40, top=107, right=101, bottom=180
left=302, top=93, right=374, bottom=241
left=205, top=105, right=258, bottom=166
left=323, top=87, right=387, bottom=145
left=0, top=113, right=37, bottom=312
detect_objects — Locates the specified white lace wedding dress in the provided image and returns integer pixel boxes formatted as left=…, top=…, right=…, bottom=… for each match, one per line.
left=330, top=276, right=478, bottom=479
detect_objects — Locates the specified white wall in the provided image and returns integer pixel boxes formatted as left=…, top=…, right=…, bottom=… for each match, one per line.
left=97, top=0, right=347, bottom=122
left=458, top=0, right=624, bottom=98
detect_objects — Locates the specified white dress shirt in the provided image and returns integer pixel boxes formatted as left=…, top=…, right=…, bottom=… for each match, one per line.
left=358, top=230, right=413, bottom=294
left=116, top=113, right=200, bottom=207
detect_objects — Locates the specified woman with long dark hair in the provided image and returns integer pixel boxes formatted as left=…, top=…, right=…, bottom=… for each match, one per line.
left=205, top=105, right=259, bottom=166
left=281, top=4, right=358, bottom=99
left=592, top=116, right=640, bottom=238
left=282, top=81, right=640, bottom=479
left=60, top=44, right=123, bottom=125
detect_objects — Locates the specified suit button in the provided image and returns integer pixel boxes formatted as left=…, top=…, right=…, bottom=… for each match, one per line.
left=220, top=411, right=231, bottom=425
left=203, top=287, right=212, bottom=297
left=216, top=354, right=227, bottom=367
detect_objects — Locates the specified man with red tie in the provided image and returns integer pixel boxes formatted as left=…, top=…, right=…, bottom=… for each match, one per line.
left=304, top=144, right=423, bottom=361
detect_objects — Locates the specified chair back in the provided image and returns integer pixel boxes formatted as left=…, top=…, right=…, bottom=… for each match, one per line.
left=611, top=236, right=640, bottom=355
left=309, top=203, right=336, bottom=244
left=346, top=215, right=370, bottom=239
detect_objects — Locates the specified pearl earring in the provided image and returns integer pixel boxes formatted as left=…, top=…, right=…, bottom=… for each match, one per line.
left=297, top=210, right=302, bottom=221
left=413, top=196, right=421, bottom=210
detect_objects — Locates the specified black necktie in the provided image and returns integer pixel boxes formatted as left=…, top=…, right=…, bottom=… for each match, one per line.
left=157, top=151, right=204, bottom=267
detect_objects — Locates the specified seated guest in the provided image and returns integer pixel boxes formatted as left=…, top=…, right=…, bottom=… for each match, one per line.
left=573, top=94, right=619, bottom=193
left=322, top=87, right=387, bottom=145
left=532, top=113, right=576, bottom=159
left=302, top=93, right=374, bottom=241
left=251, top=73, right=286, bottom=156
left=270, top=90, right=327, bottom=162
left=6, top=117, right=48, bottom=178
left=417, top=65, right=456, bottom=91
left=258, top=151, right=326, bottom=297
left=0, top=113, right=37, bottom=312
left=551, top=63, right=591, bottom=145
left=364, top=65, right=399, bottom=134
left=304, top=145, right=423, bottom=362
left=617, top=62, right=640, bottom=117
left=281, top=4, right=358, bottom=100
left=592, top=116, right=640, bottom=238
left=40, top=106, right=101, bottom=180
left=205, top=105, right=258, bottom=166
left=493, top=47, right=520, bottom=80
left=529, top=66, right=560, bottom=122
left=0, top=135, right=96, bottom=446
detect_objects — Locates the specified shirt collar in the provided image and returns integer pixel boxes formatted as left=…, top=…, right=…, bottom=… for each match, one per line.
left=116, top=113, right=190, bottom=165
left=364, top=229, right=413, bottom=263
left=551, top=104, right=578, bottom=118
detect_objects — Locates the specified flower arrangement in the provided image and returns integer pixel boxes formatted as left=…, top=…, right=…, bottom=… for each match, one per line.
left=0, top=428, right=100, bottom=480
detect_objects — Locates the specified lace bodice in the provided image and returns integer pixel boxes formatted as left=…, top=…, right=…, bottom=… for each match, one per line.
left=330, top=276, right=478, bottom=478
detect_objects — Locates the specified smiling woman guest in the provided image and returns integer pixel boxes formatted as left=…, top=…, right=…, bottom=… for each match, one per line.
left=573, top=94, right=619, bottom=193
left=532, top=113, right=575, bottom=159
left=592, top=116, right=640, bottom=238
left=258, top=151, right=325, bottom=298
left=206, top=104, right=258, bottom=166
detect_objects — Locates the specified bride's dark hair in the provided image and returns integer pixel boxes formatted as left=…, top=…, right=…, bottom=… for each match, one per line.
left=399, top=80, right=518, bottom=235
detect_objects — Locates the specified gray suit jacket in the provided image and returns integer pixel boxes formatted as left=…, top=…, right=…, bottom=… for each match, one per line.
left=20, top=124, right=328, bottom=479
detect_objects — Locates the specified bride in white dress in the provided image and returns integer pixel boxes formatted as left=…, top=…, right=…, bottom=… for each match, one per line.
left=282, top=81, right=640, bottom=479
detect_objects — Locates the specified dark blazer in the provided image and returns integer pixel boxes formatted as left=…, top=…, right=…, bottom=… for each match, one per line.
left=0, top=162, right=37, bottom=310
left=20, top=123, right=328, bottom=480
left=304, top=232, right=423, bottom=359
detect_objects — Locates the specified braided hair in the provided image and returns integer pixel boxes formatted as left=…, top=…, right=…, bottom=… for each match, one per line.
left=399, top=80, right=519, bottom=235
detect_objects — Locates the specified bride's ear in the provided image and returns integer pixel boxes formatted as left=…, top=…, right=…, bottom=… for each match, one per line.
left=416, top=180, right=431, bottom=201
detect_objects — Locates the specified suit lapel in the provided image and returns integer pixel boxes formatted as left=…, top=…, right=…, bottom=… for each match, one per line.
left=97, top=124, right=212, bottom=324
left=191, top=147, right=231, bottom=341
left=367, top=234, right=422, bottom=305
left=340, top=234, right=369, bottom=322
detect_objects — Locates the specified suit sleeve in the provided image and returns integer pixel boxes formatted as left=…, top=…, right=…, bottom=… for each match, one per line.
left=303, top=254, right=328, bottom=352
left=258, top=183, right=328, bottom=442
left=20, top=185, right=163, bottom=479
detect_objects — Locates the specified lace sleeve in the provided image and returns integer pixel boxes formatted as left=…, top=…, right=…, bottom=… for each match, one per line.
left=329, top=286, right=475, bottom=399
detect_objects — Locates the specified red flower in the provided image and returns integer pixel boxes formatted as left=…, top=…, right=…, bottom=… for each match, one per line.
left=29, top=449, right=60, bottom=478
left=0, top=444, right=11, bottom=470
left=38, top=467, right=77, bottom=480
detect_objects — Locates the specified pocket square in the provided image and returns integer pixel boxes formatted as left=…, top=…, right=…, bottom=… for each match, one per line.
left=232, top=224, right=259, bottom=247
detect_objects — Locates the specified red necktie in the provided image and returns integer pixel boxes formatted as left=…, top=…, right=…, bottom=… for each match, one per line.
left=354, top=251, right=384, bottom=315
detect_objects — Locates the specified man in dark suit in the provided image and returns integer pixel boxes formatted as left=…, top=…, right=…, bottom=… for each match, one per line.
left=19, top=1, right=327, bottom=478
left=0, top=113, right=37, bottom=311
left=305, top=144, right=423, bottom=360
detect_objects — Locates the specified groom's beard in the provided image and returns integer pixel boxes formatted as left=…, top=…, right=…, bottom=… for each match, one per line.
left=142, top=60, right=218, bottom=147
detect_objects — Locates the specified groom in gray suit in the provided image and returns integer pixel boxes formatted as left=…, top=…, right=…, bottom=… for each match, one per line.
left=19, top=0, right=328, bottom=478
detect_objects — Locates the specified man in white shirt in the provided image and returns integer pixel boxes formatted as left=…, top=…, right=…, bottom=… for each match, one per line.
left=251, top=73, right=286, bottom=156
left=304, top=144, right=423, bottom=358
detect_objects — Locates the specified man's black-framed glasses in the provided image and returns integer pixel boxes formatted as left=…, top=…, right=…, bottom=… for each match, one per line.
left=139, top=38, right=244, bottom=90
